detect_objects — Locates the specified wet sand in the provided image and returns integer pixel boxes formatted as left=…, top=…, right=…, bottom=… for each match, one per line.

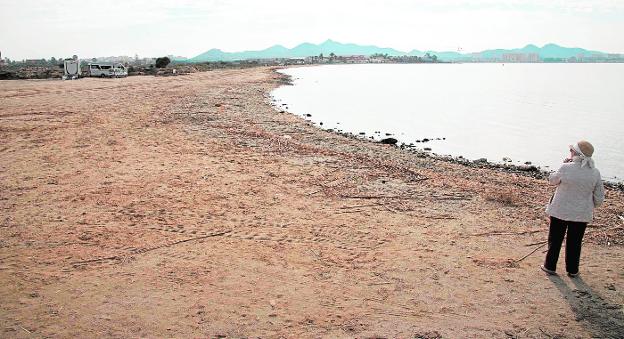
left=1, top=67, right=623, bottom=338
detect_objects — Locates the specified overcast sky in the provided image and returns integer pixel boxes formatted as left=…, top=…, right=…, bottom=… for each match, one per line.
left=1, top=0, right=623, bottom=60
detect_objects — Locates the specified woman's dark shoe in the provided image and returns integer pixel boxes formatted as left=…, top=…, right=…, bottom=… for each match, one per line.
left=540, top=265, right=557, bottom=275
left=567, top=272, right=580, bottom=278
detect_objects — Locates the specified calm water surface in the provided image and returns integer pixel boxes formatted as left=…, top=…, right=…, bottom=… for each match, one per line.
left=272, top=63, right=624, bottom=182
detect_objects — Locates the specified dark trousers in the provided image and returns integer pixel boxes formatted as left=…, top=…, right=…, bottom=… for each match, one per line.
left=544, top=216, right=587, bottom=274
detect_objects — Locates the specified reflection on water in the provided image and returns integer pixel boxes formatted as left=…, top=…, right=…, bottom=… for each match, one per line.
left=273, top=63, right=624, bottom=182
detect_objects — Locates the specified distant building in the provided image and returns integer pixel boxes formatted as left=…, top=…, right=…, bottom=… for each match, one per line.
left=369, top=56, right=387, bottom=63
left=286, top=58, right=305, bottom=65
left=25, top=59, right=46, bottom=65
left=246, top=58, right=281, bottom=66
left=139, top=58, right=155, bottom=66
left=342, top=55, right=367, bottom=63
left=166, top=55, right=187, bottom=61
left=96, top=55, right=134, bottom=64
left=503, top=53, right=522, bottom=62
left=502, top=53, right=540, bottom=62
left=527, top=53, right=540, bottom=62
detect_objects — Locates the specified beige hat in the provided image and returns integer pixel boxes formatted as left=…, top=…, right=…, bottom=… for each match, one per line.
left=570, top=140, right=594, bottom=157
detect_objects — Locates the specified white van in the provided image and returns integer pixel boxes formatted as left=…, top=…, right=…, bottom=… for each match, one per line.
left=88, top=63, right=128, bottom=78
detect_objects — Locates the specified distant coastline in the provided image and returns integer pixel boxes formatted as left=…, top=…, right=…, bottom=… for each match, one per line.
left=3, top=54, right=624, bottom=81
left=2, top=39, right=623, bottom=80
left=2, top=39, right=623, bottom=76
left=187, top=39, right=624, bottom=63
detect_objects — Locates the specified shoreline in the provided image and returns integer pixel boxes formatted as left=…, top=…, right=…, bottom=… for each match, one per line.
left=271, top=67, right=624, bottom=190
left=1, top=67, right=623, bottom=337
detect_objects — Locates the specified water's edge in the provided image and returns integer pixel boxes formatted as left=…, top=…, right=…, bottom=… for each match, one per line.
left=270, top=67, right=623, bottom=190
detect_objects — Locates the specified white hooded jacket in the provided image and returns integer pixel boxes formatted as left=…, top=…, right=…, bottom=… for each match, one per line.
left=546, top=157, right=605, bottom=223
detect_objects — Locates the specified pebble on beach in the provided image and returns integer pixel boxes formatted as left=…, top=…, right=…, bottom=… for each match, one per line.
left=380, top=138, right=398, bottom=145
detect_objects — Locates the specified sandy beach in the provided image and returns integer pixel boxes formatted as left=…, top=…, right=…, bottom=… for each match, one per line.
left=1, top=67, right=623, bottom=338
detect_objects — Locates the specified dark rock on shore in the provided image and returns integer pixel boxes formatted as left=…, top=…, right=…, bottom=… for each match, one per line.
left=380, top=138, right=398, bottom=145
left=304, top=114, right=312, bottom=117
left=606, top=181, right=624, bottom=190
left=518, top=165, right=539, bottom=172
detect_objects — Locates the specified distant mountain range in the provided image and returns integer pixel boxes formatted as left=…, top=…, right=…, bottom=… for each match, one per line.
left=189, top=39, right=613, bottom=62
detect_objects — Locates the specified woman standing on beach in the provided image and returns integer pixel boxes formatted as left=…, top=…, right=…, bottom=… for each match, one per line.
left=541, top=140, right=605, bottom=277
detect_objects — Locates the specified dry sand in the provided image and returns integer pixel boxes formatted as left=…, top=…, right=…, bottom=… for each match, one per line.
left=1, top=67, right=623, bottom=338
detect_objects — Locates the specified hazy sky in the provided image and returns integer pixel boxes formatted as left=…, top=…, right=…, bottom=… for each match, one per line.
left=1, top=0, right=623, bottom=60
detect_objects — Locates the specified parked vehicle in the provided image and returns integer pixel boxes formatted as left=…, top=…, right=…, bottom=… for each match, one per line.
left=87, top=63, right=128, bottom=78
left=63, top=59, right=80, bottom=79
